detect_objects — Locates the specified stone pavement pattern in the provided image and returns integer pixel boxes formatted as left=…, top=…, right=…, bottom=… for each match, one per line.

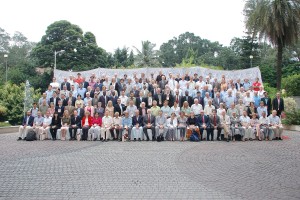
left=0, top=131, right=300, bottom=200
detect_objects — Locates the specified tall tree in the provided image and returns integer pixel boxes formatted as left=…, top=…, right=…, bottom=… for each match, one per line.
left=31, top=20, right=108, bottom=71
left=244, top=0, right=300, bottom=89
left=133, top=41, right=160, bottom=67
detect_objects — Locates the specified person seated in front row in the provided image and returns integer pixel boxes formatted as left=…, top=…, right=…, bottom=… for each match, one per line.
left=219, top=110, right=231, bottom=142
left=111, top=112, right=122, bottom=141
left=198, top=110, right=210, bottom=141
left=18, top=111, right=35, bottom=140
left=132, top=110, right=143, bottom=141
left=230, top=111, right=243, bottom=141
left=186, top=111, right=200, bottom=140
left=239, top=110, right=252, bottom=141
left=268, top=110, right=284, bottom=140
left=101, top=110, right=113, bottom=142
left=155, top=110, right=168, bottom=140
left=38, top=111, right=52, bottom=140
left=208, top=110, right=222, bottom=141
left=69, top=110, right=82, bottom=140
left=166, top=112, right=178, bottom=141
left=259, top=111, right=270, bottom=141
left=143, top=109, right=156, bottom=141
left=122, top=111, right=132, bottom=141
left=33, top=111, right=44, bottom=140
left=81, top=111, right=92, bottom=141
left=61, top=110, right=71, bottom=141
left=50, top=112, right=61, bottom=140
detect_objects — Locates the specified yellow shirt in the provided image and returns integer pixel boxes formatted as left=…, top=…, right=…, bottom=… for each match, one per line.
left=150, top=106, right=161, bottom=117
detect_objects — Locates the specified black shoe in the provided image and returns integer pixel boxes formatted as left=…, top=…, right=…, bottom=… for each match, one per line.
left=134, top=138, right=136, bottom=141
left=17, top=137, right=22, bottom=141
left=23, top=137, right=27, bottom=140
left=138, top=138, right=141, bottom=141
left=279, top=137, right=282, bottom=140
left=147, top=138, right=150, bottom=141
left=217, top=138, right=221, bottom=141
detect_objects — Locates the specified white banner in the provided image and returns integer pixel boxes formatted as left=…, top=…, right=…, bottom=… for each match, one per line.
left=54, top=66, right=262, bottom=83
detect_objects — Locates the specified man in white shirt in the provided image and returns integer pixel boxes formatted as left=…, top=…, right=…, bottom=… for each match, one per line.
left=268, top=110, right=284, bottom=140
left=119, top=91, right=128, bottom=106
left=220, top=110, right=231, bottom=142
left=191, top=99, right=203, bottom=116
left=38, top=111, right=52, bottom=140
left=204, top=100, right=215, bottom=116
left=239, top=110, right=251, bottom=141
left=257, top=101, right=268, bottom=118
left=259, top=111, right=270, bottom=140
left=101, top=110, right=113, bottom=142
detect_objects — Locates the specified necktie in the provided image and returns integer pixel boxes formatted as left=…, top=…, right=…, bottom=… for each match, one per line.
left=214, top=115, right=216, bottom=126
left=120, top=104, right=123, bottom=114
left=203, top=116, right=205, bottom=124
left=176, top=95, right=179, bottom=103
left=148, top=115, right=150, bottom=123
left=278, top=99, right=280, bottom=110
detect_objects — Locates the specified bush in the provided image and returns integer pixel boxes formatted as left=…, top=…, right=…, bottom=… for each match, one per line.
left=263, top=83, right=278, bottom=99
left=283, top=97, right=298, bottom=113
left=282, top=74, right=300, bottom=96
left=0, top=104, right=8, bottom=121
left=0, top=82, right=41, bottom=125
left=282, top=109, right=300, bottom=125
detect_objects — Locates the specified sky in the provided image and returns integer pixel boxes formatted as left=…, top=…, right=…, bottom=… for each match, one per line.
left=1, top=0, right=246, bottom=53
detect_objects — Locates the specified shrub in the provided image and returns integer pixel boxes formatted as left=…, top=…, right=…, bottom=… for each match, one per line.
left=283, top=97, right=298, bottom=113
left=282, top=74, right=300, bottom=96
left=282, top=109, right=300, bottom=125
left=263, top=83, right=278, bottom=99
left=0, top=104, right=7, bottom=121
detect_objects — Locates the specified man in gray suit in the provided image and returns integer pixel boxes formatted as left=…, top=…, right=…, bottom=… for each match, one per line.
left=213, top=92, right=223, bottom=109
left=143, top=109, right=156, bottom=141
left=155, top=110, right=168, bottom=139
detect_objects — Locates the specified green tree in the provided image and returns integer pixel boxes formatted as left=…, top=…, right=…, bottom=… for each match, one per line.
left=244, top=0, right=300, bottom=89
left=133, top=41, right=161, bottom=67
left=31, top=20, right=108, bottom=71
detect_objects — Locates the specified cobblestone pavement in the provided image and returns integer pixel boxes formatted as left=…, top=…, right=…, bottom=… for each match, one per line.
left=0, top=131, right=300, bottom=200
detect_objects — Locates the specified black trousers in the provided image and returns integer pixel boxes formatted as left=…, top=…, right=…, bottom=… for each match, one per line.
left=69, top=127, right=78, bottom=139
left=207, top=127, right=222, bottom=141
left=82, top=127, right=90, bottom=140
left=143, top=126, right=155, bottom=140
left=50, top=128, right=58, bottom=139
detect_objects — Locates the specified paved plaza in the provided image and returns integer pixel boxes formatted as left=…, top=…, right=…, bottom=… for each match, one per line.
left=0, top=131, right=300, bottom=200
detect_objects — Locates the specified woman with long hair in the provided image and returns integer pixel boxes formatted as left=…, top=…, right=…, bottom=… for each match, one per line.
left=105, top=100, right=114, bottom=117
left=81, top=111, right=93, bottom=141
left=60, top=110, right=71, bottom=141
left=50, top=112, right=61, bottom=140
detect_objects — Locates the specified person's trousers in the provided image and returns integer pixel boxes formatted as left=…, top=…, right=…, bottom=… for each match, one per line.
left=19, top=126, right=33, bottom=139
left=50, top=128, right=58, bottom=139
left=241, top=127, right=253, bottom=140
left=89, top=126, right=100, bottom=140
left=207, top=127, right=222, bottom=141
left=168, top=127, right=177, bottom=140
left=69, top=127, right=78, bottom=139
left=269, top=126, right=283, bottom=139
left=101, top=127, right=111, bottom=140
left=38, top=127, right=50, bottom=140
left=132, top=127, right=143, bottom=139
left=221, top=125, right=230, bottom=139
left=155, top=126, right=167, bottom=138
left=82, top=127, right=90, bottom=140
left=122, top=127, right=132, bottom=139
left=143, top=126, right=155, bottom=140
left=178, top=127, right=186, bottom=138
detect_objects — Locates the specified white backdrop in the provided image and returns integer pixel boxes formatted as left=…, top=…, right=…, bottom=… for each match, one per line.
left=54, top=66, right=262, bottom=83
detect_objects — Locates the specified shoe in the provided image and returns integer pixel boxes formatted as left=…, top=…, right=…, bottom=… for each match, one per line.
left=217, top=138, right=221, bottom=141
left=23, top=137, right=27, bottom=140
left=147, top=138, right=150, bottom=141
left=134, top=138, right=136, bottom=141
left=93, top=138, right=97, bottom=141
left=279, top=137, right=282, bottom=140
left=233, top=138, right=235, bottom=142
left=17, top=137, right=22, bottom=141
left=138, top=138, right=141, bottom=141
left=249, top=138, right=253, bottom=141
left=227, top=139, right=229, bottom=142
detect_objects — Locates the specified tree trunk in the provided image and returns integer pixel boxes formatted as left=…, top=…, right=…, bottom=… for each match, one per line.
left=276, top=40, right=283, bottom=90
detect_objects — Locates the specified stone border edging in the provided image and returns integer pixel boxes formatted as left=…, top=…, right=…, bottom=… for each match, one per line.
left=0, top=126, right=19, bottom=134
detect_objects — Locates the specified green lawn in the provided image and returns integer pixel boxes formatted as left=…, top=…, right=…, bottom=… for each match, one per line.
left=0, top=121, right=11, bottom=127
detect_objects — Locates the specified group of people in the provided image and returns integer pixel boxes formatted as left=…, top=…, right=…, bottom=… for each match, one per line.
left=18, top=70, right=285, bottom=142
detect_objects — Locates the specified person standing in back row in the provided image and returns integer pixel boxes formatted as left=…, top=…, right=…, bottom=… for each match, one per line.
left=272, top=93, right=284, bottom=116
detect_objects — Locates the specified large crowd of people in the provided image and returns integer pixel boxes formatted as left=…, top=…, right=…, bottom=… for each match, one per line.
left=18, top=70, right=285, bottom=142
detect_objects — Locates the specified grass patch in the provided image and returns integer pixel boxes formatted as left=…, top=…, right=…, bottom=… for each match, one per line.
left=0, top=121, right=11, bottom=127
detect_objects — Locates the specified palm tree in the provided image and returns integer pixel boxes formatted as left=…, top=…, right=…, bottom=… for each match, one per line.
left=133, top=41, right=161, bottom=68
left=244, top=0, right=300, bottom=90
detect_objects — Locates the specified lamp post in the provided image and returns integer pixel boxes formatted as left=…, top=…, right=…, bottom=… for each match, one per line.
left=54, top=50, right=65, bottom=71
left=249, top=55, right=253, bottom=68
left=4, top=54, right=8, bottom=83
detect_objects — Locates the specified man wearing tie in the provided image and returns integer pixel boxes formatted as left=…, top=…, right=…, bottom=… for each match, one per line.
left=272, top=93, right=284, bottom=116
left=114, top=98, right=125, bottom=116
left=69, top=110, right=82, bottom=140
left=197, top=110, right=210, bottom=141
left=208, top=110, right=222, bottom=141
left=18, top=111, right=35, bottom=140
left=143, top=109, right=156, bottom=141
left=261, top=92, right=272, bottom=115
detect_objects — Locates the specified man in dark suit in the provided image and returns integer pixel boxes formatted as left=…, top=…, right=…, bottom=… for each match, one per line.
left=136, top=91, right=145, bottom=109
left=272, top=93, right=284, bottom=116
left=143, top=92, right=154, bottom=109
left=194, top=91, right=204, bottom=108
left=60, top=77, right=71, bottom=91
left=181, top=91, right=193, bottom=107
left=99, top=91, right=109, bottom=109
left=49, top=92, right=60, bottom=107
left=207, top=109, right=222, bottom=141
left=55, top=100, right=65, bottom=118
left=153, top=88, right=164, bottom=107
left=109, top=91, right=118, bottom=106
left=138, top=102, right=147, bottom=117
left=235, top=79, right=243, bottom=91
left=213, top=92, right=223, bottom=109
left=66, top=92, right=76, bottom=106
left=143, top=109, right=156, bottom=141
left=174, top=90, right=183, bottom=107
left=114, top=98, right=126, bottom=116
left=132, top=110, right=144, bottom=141
left=82, top=77, right=89, bottom=89
left=261, top=92, right=272, bottom=116
left=75, top=103, right=84, bottom=119
left=162, top=88, right=174, bottom=107
left=18, top=111, right=35, bottom=140
left=197, top=110, right=210, bottom=141
left=69, top=110, right=82, bottom=140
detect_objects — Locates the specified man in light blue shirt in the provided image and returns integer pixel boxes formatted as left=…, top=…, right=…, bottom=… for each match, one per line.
left=253, top=91, right=261, bottom=108
left=122, top=111, right=132, bottom=141
left=257, top=101, right=268, bottom=117
left=223, top=89, right=236, bottom=108
left=77, top=83, right=86, bottom=98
